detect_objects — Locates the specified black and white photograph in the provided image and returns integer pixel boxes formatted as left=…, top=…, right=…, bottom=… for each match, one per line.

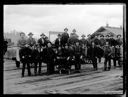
left=3, top=4, right=125, bottom=94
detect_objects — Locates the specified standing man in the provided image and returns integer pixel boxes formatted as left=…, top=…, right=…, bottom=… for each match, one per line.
left=61, top=28, right=69, bottom=47
left=16, top=32, right=27, bottom=68
left=45, top=42, right=56, bottom=75
left=17, top=32, right=31, bottom=77
left=55, top=34, right=62, bottom=48
left=88, top=42, right=98, bottom=70
left=74, top=40, right=82, bottom=72
left=37, top=33, right=47, bottom=74
left=103, top=41, right=112, bottom=71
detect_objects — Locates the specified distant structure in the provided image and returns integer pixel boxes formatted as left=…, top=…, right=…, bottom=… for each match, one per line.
left=4, top=30, right=27, bottom=46
left=90, top=24, right=123, bottom=39
left=49, top=31, right=64, bottom=42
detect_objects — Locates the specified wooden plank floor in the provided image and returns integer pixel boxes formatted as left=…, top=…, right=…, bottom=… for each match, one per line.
left=4, top=59, right=124, bottom=94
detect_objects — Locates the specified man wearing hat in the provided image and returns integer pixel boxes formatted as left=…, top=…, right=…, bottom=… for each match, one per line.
left=80, top=34, right=88, bottom=46
left=86, top=34, right=92, bottom=47
left=16, top=32, right=27, bottom=68
left=27, top=32, right=36, bottom=49
left=92, top=35, right=101, bottom=46
left=61, top=28, right=69, bottom=47
left=37, top=33, right=47, bottom=74
left=116, top=34, right=123, bottom=46
left=100, top=35, right=106, bottom=47
left=37, top=33, right=47, bottom=50
left=55, top=34, right=62, bottom=48
left=74, top=40, right=82, bottom=72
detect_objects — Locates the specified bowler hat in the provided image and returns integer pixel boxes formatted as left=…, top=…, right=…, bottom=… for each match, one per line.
left=40, top=33, right=45, bottom=36
left=117, top=34, right=121, bottom=37
left=20, top=32, right=25, bottom=36
left=87, top=34, right=91, bottom=37
left=106, top=35, right=110, bottom=37
left=100, top=35, right=104, bottom=37
left=64, top=28, right=68, bottom=31
left=72, top=29, right=76, bottom=32
left=58, top=34, right=61, bottom=36
left=81, top=34, right=85, bottom=37
left=28, top=32, right=33, bottom=36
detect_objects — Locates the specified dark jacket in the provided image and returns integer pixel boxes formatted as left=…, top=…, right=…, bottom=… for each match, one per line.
left=37, top=38, right=47, bottom=47
left=100, top=38, right=106, bottom=46
left=103, top=45, right=112, bottom=58
left=93, top=38, right=101, bottom=45
left=80, top=38, right=88, bottom=46
left=55, top=38, right=62, bottom=48
left=87, top=46, right=98, bottom=58
left=61, top=32, right=69, bottom=46
left=45, top=47, right=56, bottom=63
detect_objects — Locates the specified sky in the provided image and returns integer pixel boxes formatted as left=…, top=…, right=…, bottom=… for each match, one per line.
left=4, top=4, right=123, bottom=41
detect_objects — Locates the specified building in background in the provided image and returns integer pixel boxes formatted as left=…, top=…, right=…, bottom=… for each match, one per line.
left=90, top=24, right=123, bottom=39
left=49, top=31, right=64, bottom=42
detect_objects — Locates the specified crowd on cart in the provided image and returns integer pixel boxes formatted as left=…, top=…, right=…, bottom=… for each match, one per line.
left=3, top=28, right=123, bottom=77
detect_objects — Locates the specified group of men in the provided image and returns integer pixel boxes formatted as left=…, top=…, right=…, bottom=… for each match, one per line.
left=15, top=27, right=123, bottom=77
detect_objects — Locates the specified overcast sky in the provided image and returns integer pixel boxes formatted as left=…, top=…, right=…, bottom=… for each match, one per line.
left=4, top=4, right=123, bottom=40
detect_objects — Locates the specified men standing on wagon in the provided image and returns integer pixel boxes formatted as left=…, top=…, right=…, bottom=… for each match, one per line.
left=61, top=28, right=69, bottom=47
